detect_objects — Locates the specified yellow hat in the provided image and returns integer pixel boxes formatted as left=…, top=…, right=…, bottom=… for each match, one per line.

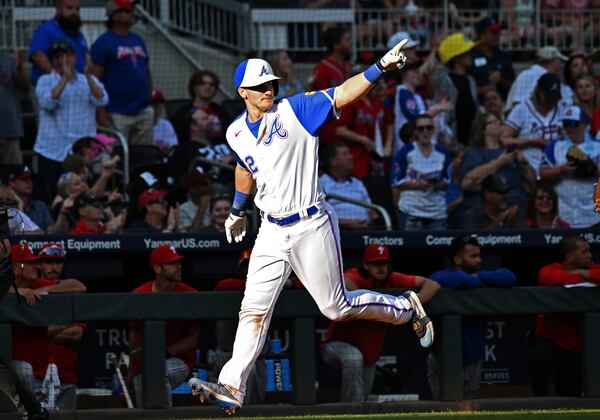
left=437, top=33, right=477, bottom=65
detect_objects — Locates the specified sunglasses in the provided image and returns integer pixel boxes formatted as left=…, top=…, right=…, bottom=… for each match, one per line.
left=40, top=246, right=66, bottom=258
left=563, top=120, right=580, bottom=128
left=416, top=125, right=434, bottom=132
left=535, top=194, right=553, bottom=201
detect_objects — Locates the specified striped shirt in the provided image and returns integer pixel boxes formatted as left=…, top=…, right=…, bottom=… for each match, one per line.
left=34, top=72, right=108, bottom=162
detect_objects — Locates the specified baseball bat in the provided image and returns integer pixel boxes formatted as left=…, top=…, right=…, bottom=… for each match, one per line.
left=110, top=353, right=134, bottom=408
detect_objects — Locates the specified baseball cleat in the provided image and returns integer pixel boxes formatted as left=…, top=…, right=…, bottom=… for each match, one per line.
left=188, top=378, right=241, bottom=415
left=403, top=290, right=434, bottom=348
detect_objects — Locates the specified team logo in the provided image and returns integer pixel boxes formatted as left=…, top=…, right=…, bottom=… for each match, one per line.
left=259, top=65, right=269, bottom=76
left=263, top=114, right=288, bottom=146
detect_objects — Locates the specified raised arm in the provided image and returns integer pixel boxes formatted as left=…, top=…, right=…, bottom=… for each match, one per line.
left=335, top=40, right=408, bottom=110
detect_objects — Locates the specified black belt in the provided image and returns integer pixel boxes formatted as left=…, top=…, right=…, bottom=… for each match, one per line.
left=261, top=205, right=319, bottom=226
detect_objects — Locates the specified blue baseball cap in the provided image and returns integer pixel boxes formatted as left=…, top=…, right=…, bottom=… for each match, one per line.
left=233, top=58, right=280, bottom=93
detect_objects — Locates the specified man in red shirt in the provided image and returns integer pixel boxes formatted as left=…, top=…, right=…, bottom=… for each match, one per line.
left=530, top=234, right=600, bottom=397
left=127, top=245, right=200, bottom=407
left=68, top=191, right=125, bottom=234
left=311, top=26, right=352, bottom=145
left=321, top=245, right=439, bottom=402
left=38, top=243, right=86, bottom=410
left=9, top=243, right=86, bottom=399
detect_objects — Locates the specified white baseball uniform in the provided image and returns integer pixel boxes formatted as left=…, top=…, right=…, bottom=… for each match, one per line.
left=220, top=88, right=414, bottom=403
left=505, top=99, right=565, bottom=172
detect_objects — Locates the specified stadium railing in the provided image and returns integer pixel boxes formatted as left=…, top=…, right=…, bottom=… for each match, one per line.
left=0, top=287, right=599, bottom=411
left=326, top=193, right=393, bottom=231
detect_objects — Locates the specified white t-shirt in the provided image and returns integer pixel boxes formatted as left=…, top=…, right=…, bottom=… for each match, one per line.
left=7, top=208, right=40, bottom=234
left=153, top=118, right=178, bottom=149
left=505, top=99, right=565, bottom=172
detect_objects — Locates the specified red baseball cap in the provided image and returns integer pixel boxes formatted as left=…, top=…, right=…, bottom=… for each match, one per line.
left=363, top=245, right=390, bottom=263
left=11, top=243, right=39, bottom=264
left=38, top=243, right=66, bottom=260
left=149, top=245, right=184, bottom=267
left=137, top=189, right=167, bottom=210
left=151, top=89, right=166, bottom=103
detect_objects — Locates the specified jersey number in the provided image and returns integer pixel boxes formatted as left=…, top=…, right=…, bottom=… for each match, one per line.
left=244, top=156, right=259, bottom=173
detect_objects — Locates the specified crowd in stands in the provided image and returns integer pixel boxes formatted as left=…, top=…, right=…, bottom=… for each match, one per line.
left=3, top=1, right=600, bottom=235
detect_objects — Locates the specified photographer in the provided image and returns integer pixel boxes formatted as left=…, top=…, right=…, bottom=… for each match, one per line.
left=540, top=105, right=600, bottom=227
left=0, top=185, right=43, bottom=235
left=0, top=206, right=48, bottom=419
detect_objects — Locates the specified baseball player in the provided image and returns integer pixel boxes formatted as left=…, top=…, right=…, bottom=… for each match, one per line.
left=188, top=39, right=434, bottom=415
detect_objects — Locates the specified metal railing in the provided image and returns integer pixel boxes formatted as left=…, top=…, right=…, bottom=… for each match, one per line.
left=326, top=192, right=392, bottom=231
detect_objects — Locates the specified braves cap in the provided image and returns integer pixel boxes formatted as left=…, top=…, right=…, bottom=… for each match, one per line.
left=363, top=245, right=390, bottom=263
left=38, top=243, right=66, bottom=260
left=233, top=59, right=281, bottom=90
left=562, top=104, right=590, bottom=124
left=537, top=73, right=562, bottom=103
left=7, top=165, right=34, bottom=182
left=149, top=245, right=184, bottom=266
left=49, top=40, right=75, bottom=58
left=11, top=243, right=38, bottom=264
left=387, top=31, right=419, bottom=50
left=475, top=17, right=502, bottom=34
left=73, top=192, right=107, bottom=212
left=482, top=173, right=512, bottom=194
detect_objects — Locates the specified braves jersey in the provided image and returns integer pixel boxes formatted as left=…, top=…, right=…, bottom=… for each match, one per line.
left=505, top=99, right=565, bottom=172
left=541, top=134, right=600, bottom=227
left=390, top=143, right=451, bottom=220
left=393, top=84, right=426, bottom=154
left=227, top=88, right=339, bottom=216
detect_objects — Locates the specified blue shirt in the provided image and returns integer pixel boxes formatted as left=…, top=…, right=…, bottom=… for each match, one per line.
left=430, top=268, right=516, bottom=364
left=90, top=31, right=150, bottom=115
left=29, top=18, right=88, bottom=85
left=25, top=200, right=54, bottom=232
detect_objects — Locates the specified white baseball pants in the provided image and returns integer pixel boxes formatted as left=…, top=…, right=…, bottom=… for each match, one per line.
left=218, top=201, right=414, bottom=403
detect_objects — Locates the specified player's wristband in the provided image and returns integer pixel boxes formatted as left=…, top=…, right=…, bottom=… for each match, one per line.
left=231, top=190, right=251, bottom=217
left=364, top=63, right=384, bottom=84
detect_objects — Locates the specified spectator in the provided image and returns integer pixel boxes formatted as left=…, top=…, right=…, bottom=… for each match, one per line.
left=51, top=172, right=88, bottom=223
left=461, top=113, right=534, bottom=215
left=564, top=52, right=591, bottom=91
left=390, top=115, right=451, bottom=230
left=505, top=46, right=571, bottom=111
left=7, top=165, right=70, bottom=234
left=481, top=87, right=505, bottom=120
left=461, top=173, right=525, bottom=229
left=127, top=245, right=200, bottom=407
left=151, top=89, right=178, bottom=154
left=34, top=40, right=108, bottom=202
left=540, top=105, right=600, bottom=227
left=320, top=142, right=373, bottom=229
left=37, top=243, right=86, bottom=410
left=63, top=152, right=121, bottom=200
left=29, top=0, right=87, bottom=85
left=202, top=194, right=231, bottom=233
left=0, top=50, right=29, bottom=165
left=573, top=75, right=600, bottom=130
left=526, top=183, right=570, bottom=228
left=68, top=191, right=126, bottom=234
left=435, top=33, right=479, bottom=146
left=212, top=249, right=267, bottom=405
left=178, top=166, right=212, bottom=232
left=172, top=70, right=226, bottom=145
left=530, top=235, right=600, bottom=396
left=310, top=26, right=352, bottom=144
left=0, top=185, right=42, bottom=235
left=501, top=73, right=565, bottom=174
left=9, top=243, right=85, bottom=396
left=91, top=0, right=153, bottom=145
left=128, top=189, right=178, bottom=233
left=429, top=235, right=516, bottom=400
left=336, top=68, right=392, bottom=178
left=170, top=71, right=233, bottom=192
left=265, top=50, right=304, bottom=99
left=393, top=62, right=453, bottom=154
left=468, top=18, right=515, bottom=100
left=321, top=244, right=439, bottom=402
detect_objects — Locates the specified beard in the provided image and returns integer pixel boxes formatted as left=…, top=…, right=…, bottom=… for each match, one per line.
left=57, top=14, right=82, bottom=37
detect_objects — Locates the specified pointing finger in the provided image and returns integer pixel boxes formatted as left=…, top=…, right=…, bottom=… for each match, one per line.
left=394, top=39, right=409, bottom=54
